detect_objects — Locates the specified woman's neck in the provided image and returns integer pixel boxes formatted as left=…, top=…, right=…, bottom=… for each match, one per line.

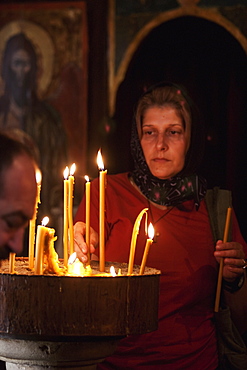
left=129, top=176, right=168, bottom=210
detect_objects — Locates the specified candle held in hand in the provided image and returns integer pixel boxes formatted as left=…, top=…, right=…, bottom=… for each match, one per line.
left=214, top=207, right=232, bottom=312
left=139, top=223, right=154, bottom=275
left=97, top=150, right=107, bottom=272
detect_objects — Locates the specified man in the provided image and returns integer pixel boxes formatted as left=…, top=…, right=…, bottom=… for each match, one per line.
left=0, top=132, right=37, bottom=261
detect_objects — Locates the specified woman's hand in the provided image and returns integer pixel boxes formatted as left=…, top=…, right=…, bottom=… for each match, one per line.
left=73, top=221, right=98, bottom=263
left=214, top=240, right=246, bottom=282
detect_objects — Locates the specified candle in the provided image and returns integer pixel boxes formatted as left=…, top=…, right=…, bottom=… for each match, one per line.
left=84, top=175, right=91, bottom=264
left=128, top=208, right=148, bottom=275
left=68, top=163, right=76, bottom=255
left=43, top=228, right=61, bottom=275
left=214, top=207, right=232, bottom=312
left=97, top=150, right=107, bottom=272
left=9, top=253, right=16, bottom=274
left=63, top=167, right=69, bottom=267
left=28, top=169, right=42, bottom=269
left=139, top=223, right=154, bottom=275
left=35, top=216, right=49, bottom=275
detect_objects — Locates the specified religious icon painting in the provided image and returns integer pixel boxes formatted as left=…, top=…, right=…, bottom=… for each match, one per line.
left=0, top=1, right=88, bottom=214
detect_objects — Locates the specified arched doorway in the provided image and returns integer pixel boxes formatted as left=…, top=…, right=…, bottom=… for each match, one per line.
left=110, top=15, right=247, bottom=239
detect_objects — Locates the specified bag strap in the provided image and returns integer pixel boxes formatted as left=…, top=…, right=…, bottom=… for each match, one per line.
left=205, top=187, right=232, bottom=243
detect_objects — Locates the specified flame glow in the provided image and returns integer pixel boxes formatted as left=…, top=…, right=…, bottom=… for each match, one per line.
left=63, top=166, right=69, bottom=179
left=97, top=149, right=104, bottom=170
left=148, top=223, right=154, bottom=240
left=68, top=252, right=77, bottom=265
left=35, top=169, right=42, bottom=185
left=72, top=260, right=83, bottom=275
left=41, top=216, right=49, bottom=227
left=84, top=175, right=89, bottom=182
left=110, top=265, right=116, bottom=277
left=70, top=163, right=76, bottom=176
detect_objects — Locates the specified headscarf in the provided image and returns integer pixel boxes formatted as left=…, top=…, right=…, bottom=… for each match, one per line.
left=130, top=82, right=207, bottom=209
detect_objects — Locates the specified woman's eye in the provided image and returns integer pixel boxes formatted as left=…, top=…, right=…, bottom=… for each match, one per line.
left=143, top=130, right=154, bottom=136
left=168, top=129, right=182, bottom=136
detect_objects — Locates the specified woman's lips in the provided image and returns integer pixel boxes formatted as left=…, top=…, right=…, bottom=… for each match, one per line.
left=153, top=157, right=169, bottom=162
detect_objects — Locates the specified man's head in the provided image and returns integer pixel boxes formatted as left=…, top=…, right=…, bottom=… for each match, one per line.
left=0, top=132, right=38, bottom=260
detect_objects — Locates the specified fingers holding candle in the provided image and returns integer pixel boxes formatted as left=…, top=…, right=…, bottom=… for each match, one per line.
left=214, top=240, right=246, bottom=278
left=73, top=221, right=98, bottom=263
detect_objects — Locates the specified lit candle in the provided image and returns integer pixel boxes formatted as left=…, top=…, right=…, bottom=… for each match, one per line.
left=63, top=167, right=69, bottom=267
left=29, top=169, right=42, bottom=269
left=110, top=265, right=117, bottom=277
left=84, top=175, right=91, bottom=264
left=35, top=216, right=49, bottom=275
left=97, top=150, right=107, bottom=272
left=128, top=208, right=148, bottom=275
left=68, top=163, right=76, bottom=255
left=67, top=255, right=85, bottom=276
left=9, top=253, right=16, bottom=274
left=139, top=223, right=154, bottom=275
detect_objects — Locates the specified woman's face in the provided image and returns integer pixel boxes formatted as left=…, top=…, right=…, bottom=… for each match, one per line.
left=140, top=106, right=190, bottom=179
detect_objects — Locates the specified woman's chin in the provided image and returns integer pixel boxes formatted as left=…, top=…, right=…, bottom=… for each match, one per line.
left=151, top=169, right=176, bottom=180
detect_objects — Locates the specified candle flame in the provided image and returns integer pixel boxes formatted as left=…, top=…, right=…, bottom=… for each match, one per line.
left=42, top=216, right=49, bottom=227
left=110, top=265, right=116, bottom=277
left=63, top=166, right=69, bottom=179
left=148, top=223, right=154, bottom=240
left=35, top=169, right=42, bottom=185
left=84, top=175, right=90, bottom=182
left=70, top=163, right=76, bottom=176
left=68, top=252, right=77, bottom=265
left=67, top=256, right=87, bottom=276
left=97, top=149, right=104, bottom=170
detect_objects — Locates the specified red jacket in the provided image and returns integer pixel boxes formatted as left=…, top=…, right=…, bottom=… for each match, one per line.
left=75, top=173, right=246, bottom=370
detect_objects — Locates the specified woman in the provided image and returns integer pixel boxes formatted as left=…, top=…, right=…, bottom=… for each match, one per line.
left=74, top=82, right=247, bottom=369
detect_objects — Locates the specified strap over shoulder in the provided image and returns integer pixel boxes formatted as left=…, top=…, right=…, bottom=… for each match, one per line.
left=205, top=187, right=232, bottom=243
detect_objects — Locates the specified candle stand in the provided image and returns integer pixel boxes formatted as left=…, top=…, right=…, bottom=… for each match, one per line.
left=0, top=261, right=160, bottom=369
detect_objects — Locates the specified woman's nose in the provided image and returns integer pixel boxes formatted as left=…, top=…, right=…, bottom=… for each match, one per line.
left=156, top=133, right=168, bottom=151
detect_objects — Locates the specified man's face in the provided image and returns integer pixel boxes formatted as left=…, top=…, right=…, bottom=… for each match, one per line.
left=10, top=49, right=31, bottom=88
left=0, top=155, right=37, bottom=261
